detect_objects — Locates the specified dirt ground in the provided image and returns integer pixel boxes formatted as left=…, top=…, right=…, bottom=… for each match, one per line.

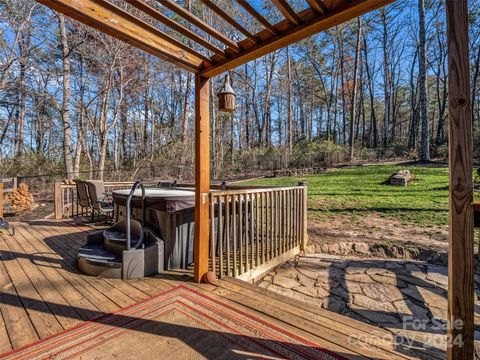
left=308, top=214, right=449, bottom=252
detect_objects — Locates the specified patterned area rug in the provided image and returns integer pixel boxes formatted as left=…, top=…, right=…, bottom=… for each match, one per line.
left=0, top=285, right=346, bottom=360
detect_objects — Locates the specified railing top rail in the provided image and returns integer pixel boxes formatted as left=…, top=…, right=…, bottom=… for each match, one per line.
left=59, top=181, right=139, bottom=188
left=211, top=186, right=305, bottom=196
left=57, top=181, right=306, bottom=194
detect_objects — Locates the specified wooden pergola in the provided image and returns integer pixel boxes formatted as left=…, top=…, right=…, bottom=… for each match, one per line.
left=33, top=0, right=474, bottom=358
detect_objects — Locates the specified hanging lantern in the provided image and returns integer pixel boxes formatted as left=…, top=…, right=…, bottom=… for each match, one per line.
left=217, top=74, right=236, bottom=113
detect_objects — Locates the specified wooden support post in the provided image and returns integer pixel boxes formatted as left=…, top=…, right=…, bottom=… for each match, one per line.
left=193, top=74, right=210, bottom=283
left=299, top=182, right=308, bottom=250
left=0, top=182, right=3, bottom=219
left=446, top=1, right=474, bottom=358
left=54, top=181, right=63, bottom=220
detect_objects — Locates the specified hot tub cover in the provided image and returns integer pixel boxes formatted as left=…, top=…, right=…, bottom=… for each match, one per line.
left=112, top=188, right=195, bottom=212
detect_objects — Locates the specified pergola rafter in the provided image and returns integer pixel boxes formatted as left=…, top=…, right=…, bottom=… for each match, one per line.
left=36, top=0, right=209, bottom=72
left=30, top=0, right=475, bottom=358
left=199, top=0, right=259, bottom=45
left=305, top=0, right=329, bottom=14
left=124, top=0, right=228, bottom=58
left=236, top=0, right=278, bottom=36
left=38, top=0, right=395, bottom=75
left=203, top=0, right=395, bottom=77
left=156, top=0, right=241, bottom=52
left=270, top=0, right=301, bottom=25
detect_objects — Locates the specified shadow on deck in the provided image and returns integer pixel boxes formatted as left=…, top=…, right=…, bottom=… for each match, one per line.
left=0, top=220, right=445, bottom=359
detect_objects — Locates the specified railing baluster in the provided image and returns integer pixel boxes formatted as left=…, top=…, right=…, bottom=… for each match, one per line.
left=255, top=192, right=260, bottom=267
left=288, top=189, right=292, bottom=249
left=293, top=189, right=297, bottom=246
left=76, top=188, right=79, bottom=217
left=277, top=190, right=282, bottom=253
left=278, top=190, right=285, bottom=253
left=243, top=194, right=251, bottom=271
left=250, top=193, right=255, bottom=270
left=264, top=192, right=271, bottom=261
left=271, top=190, right=275, bottom=258
left=276, top=191, right=280, bottom=255
left=244, top=193, right=248, bottom=273
left=209, top=192, right=215, bottom=275
left=283, top=190, right=290, bottom=250
left=232, top=193, right=237, bottom=277
left=260, top=192, right=264, bottom=264
left=66, top=187, right=71, bottom=217
left=238, top=193, right=243, bottom=274
left=297, top=188, right=301, bottom=246
left=272, top=191, right=276, bottom=259
left=225, top=194, right=231, bottom=277
left=218, top=195, right=224, bottom=278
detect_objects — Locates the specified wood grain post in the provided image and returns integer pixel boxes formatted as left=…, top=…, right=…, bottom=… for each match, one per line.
left=0, top=182, right=3, bottom=219
left=446, top=1, right=474, bottom=358
left=193, top=74, right=210, bottom=283
left=54, top=181, right=63, bottom=220
left=299, top=182, right=308, bottom=250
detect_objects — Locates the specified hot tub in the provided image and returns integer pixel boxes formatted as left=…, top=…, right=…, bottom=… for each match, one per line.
left=112, top=188, right=196, bottom=270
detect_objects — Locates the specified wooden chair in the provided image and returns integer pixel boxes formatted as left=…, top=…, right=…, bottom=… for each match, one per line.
left=74, top=179, right=91, bottom=218
left=85, top=180, right=114, bottom=222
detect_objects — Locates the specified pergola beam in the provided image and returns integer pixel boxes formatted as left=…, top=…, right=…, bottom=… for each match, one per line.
left=124, top=0, right=227, bottom=58
left=200, top=0, right=258, bottom=44
left=202, top=0, right=394, bottom=78
left=36, top=0, right=206, bottom=73
left=236, top=0, right=278, bottom=36
left=305, top=0, right=328, bottom=14
left=446, top=0, right=474, bottom=358
left=270, top=0, right=301, bottom=25
left=156, top=0, right=240, bottom=52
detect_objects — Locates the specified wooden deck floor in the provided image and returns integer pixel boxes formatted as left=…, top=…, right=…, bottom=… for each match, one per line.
left=0, top=221, right=432, bottom=359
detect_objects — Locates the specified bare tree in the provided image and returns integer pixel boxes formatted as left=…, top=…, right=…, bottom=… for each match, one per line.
left=418, top=0, right=429, bottom=161
left=58, top=14, right=75, bottom=179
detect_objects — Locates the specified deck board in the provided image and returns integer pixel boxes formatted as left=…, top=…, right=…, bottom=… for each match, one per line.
left=0, top=221, right=419, bottom=359
left=2, top=233, right=83, bottom=330
left=33, top=226, right=147, bottom=306
left=0, top=249, right=40, bottom=348
left=13, top=222, right=116, bottom=317
left=20, top=222, right=140, bottom=308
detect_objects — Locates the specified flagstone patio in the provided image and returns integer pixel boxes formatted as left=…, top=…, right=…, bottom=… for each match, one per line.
left=258, top=254, right=480, bottom=358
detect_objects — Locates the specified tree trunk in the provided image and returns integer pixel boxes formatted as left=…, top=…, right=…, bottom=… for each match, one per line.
left=15, top=30, right=30, bottom=157
left=418, top=0, right=430, bottom=161
left=349, top=18, right=362, bottom=159
left=287, top=46, right=293, bottom=152
left=381, top=9, right=391, bottom=148
left=59, top=14, right=75, bottom=179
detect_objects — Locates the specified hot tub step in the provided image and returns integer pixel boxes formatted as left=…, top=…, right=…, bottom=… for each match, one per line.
left=104, top=229, right=140, bottom=255
left=78, top=243, right=122, bottom=278
left=104, top=229, right=139, bottom=243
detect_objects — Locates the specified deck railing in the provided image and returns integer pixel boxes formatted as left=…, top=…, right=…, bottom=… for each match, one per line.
left=54, top=180, right=308, bottom=281
left=0, top=178, right=18, bottom=218
left=208, top=184, right=307, bottom=282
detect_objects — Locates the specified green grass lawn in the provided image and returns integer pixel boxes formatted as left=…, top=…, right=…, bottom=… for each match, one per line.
left=246, top=165, right=453, bottom=227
